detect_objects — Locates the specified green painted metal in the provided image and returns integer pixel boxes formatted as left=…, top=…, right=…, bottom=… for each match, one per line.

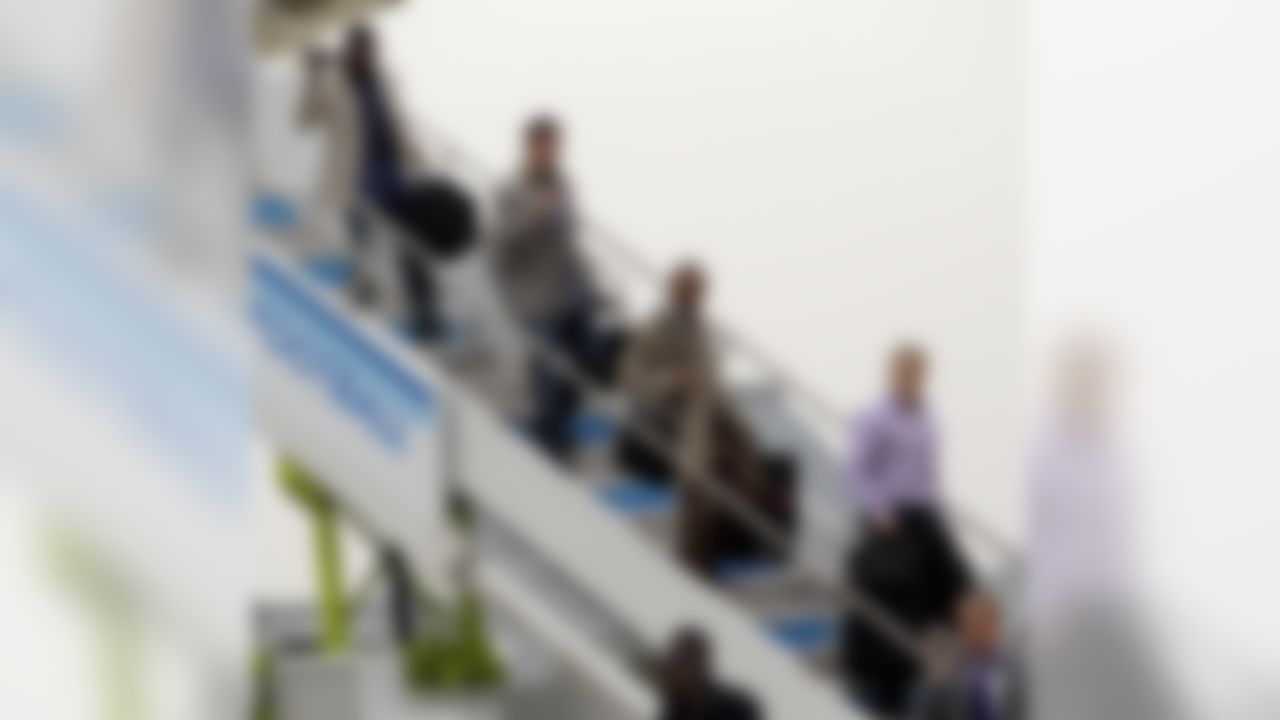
left=46, top=534, right=147, bottom=720
left=279, top=459, right=349, bottom=654
left=101, top=606, right=144, bottom=720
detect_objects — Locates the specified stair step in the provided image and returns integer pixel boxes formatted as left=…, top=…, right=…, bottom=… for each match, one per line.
left=765, top=612, right=838, bottom=657
left=597, top=480, right=676, bottom=518
left=392, top=316, right=472, bottom=351
left=573, top=411, right=619, bottom=447
left=302, top=254, right=353, bottom=289
left=252, top=191, right=301, bottom=231
left=713, top=557, right=784, bottom=585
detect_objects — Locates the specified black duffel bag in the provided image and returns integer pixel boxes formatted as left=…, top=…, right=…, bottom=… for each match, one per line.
left=385, top=176, right=478, bottom=260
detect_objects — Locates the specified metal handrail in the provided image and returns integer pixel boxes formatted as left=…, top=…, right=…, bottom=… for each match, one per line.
left=420, top=123, right=1020, bottom=568
left=345, top=201, right=932, bottom=669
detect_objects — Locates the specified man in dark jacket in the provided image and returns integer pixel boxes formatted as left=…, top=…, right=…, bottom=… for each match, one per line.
left=915, top=592, right=1024, bottom=720
left=659, top=628, right=763, bottom=720
left=341, top=24, right=445, bottom=341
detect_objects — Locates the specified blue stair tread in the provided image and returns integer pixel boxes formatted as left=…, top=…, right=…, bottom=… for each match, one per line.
left=392, top=317, right=467, bottom=348
left=302, top=255, right=353, bottom=288
left=766, top=613, right=837, bottom=654
left=573, top=411, right=618, bottom=445
left=251, top=191, right=301, bottom=231
left=598, top=480, right=676, bottom=517
left=713, top=557, right=783, bottom=584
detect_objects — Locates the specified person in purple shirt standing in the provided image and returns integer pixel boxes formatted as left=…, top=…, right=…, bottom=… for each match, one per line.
left=840, top=343, right=973, bottom=716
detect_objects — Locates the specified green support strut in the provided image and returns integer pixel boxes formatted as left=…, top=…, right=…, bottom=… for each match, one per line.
left=279, top=459, right=349, bottom=655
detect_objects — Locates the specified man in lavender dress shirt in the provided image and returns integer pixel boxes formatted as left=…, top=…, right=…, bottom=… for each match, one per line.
left=840, top=344, right=973, bottom=716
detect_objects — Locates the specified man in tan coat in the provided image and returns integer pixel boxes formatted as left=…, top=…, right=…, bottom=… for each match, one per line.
left=622, top=264, right=768, bottom=573
left=620, top=263, right=719, bottom=488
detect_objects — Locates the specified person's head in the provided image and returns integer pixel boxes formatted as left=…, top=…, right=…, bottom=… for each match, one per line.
left=343, top=24, right=379, bottom=80
left=957, top=591, right=1002, bottom=658
left=667, top=262, right=707, bottom=317
left=1056, top=334, right=1114, bottom=429
left=889, top=342, right=928, bottom=410
left=523, top=114, right=563, bottom=179
left=663, top=627, right=714, bottom=702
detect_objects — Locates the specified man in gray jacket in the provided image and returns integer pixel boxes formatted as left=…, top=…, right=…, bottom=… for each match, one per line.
left=493, top=115, right=600, bottom=460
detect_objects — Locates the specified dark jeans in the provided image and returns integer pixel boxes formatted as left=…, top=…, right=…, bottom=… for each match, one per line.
left=528, top=300, right=599, bottom=462
left=348, top=201, right=443, bottom=342
left=398, top=245, right=443, bottom=342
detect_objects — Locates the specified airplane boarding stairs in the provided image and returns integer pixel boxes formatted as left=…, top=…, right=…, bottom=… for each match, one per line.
left=249, top=229, right=869, bottom=719
left=250, top=46, right=1022, bottom=720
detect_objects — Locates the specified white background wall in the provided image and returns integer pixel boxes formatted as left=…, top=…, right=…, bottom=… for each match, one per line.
left=1030, top=0, right=1280, bottom=691
left=371, top=0, right=1026, bottom=537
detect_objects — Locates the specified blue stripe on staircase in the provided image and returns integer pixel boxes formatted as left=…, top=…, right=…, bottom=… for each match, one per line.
left=302, top=255, right=353, bottom=289
left=766, top=613, right=837, bottom=655
left=598, top=480, right=675, bottom=517
left=251, top=191, right=301, bottom=231
left=573, top=411, right=618, bottom=445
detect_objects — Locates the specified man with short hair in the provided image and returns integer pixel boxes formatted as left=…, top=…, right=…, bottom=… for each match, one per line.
left=849, top=344, right=971, bottom=615
left=659, top=627, right=763, bottom=720
left=493, top=114, right=600, bottom=460
left=916, top=592, right=1024, bottom=720
left=619, top=262, right=718, bottom=485
left=840, top=344, right=973, bottom=715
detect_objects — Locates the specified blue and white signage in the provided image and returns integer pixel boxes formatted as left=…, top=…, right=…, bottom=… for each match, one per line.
left=252, top=256, right=433, bottom=452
